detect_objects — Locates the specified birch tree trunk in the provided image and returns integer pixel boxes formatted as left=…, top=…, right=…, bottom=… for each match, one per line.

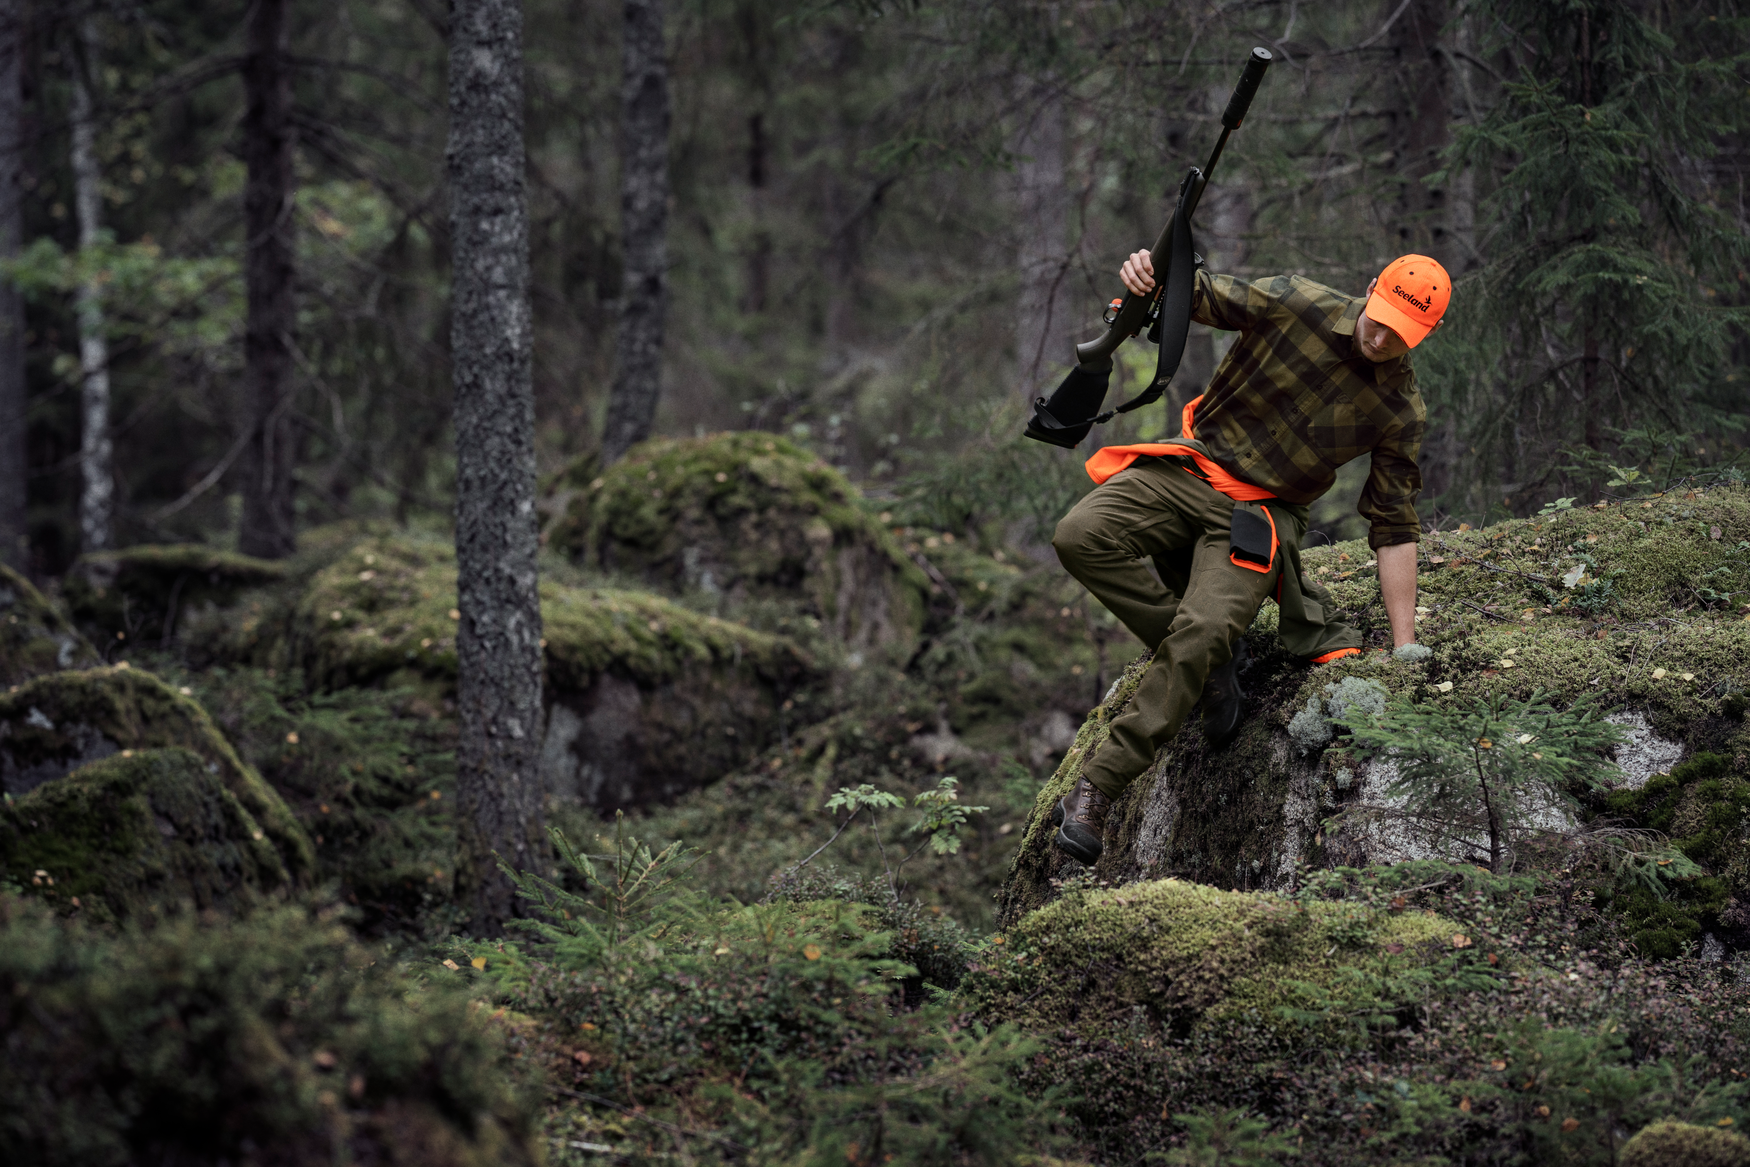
left=448, top=0, right=545, bottom=935
left=0, top=0, right=25, bottom=570
left=600, top=0, right=669, bottom=465
left=238, top=0, right=298, bottom=559
left=70, top=21, right=112, bottom=554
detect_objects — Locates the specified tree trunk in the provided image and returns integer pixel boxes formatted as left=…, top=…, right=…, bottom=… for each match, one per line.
left=743, top=110, right=770, bottom=315
left=1382, top=0, right=1454, bottom=269
left=448, top=0, right=545, bottom=935
left=0, top=0, right=25, bottom=570
left=238, top=0, right=298, bottom=559
left=69, top=20, right=112, bottom=554
left=1011, top=76, right=1069, bottom=396
left=600, top=0, right=669, bottom=465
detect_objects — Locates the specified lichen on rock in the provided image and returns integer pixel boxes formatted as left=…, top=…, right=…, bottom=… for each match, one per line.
left=0, top=747, right=293, bottom=922
left=0, top=666, right=314, bottom=881
left=967, top=877, right=1457, bottom=1038
left=0, top=563, right=100, bottom=687
left=546, top=432, right=930, bottom=655
left=294, top=535, right=819, bottom=809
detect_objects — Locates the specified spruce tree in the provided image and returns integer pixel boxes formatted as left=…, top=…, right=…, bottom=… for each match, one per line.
left=1429, top=0, right=1750, bottom=505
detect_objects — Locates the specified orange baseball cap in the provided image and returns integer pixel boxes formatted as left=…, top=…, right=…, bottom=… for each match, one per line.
left=1364, top=254, right=1451, bottom=348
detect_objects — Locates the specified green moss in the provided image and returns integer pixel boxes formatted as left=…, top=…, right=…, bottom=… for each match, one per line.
left=1621, top=1119, right=1750, bottom=1167
left=0, top=563, right=99, bottom=687
left=1599, top=752, right=1746, bottom=955
left=295, top=533, right=812, bottom=694
left=966, top=878, right=1458, bottom=1037
left=191, top=668, right=460, bottom=938
left=548, top=432, right=930, bottom=652
left=65, top=544, right=288, bottom=647
left=0, top=667, right=314, bottom=881
left=0, top=894, right=539, bottom=1165
left=0, top=748, right=291, bottom=922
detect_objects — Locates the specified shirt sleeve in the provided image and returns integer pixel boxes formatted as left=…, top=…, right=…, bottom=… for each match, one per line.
left=1191, top=270, right=1264, bottom=332
left=1358, top=384, right=1427, bottom=549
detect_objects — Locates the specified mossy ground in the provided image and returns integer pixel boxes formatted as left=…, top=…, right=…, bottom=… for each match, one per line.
left=549, top=431, right=931, bottom=654
left=0, top=666, right=314, bottom=882
left=967, top=877, right=1459, bottom=1037
left=0, top=747, right=292, bottom=922
left=1002, top=484, right=1750, bottom=926
left=0, top=893, right=540, bottom=1166
left=0, top=563, right=99, bottom=686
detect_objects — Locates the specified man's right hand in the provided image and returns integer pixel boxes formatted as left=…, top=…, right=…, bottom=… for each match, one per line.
left=1120, top=249, right=1156, bottom=296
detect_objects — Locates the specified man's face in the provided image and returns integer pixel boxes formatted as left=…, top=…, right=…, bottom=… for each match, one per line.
left=1355, top=276, right=1439, bottom=363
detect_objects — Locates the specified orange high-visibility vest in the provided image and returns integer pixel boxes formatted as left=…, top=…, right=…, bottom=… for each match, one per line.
left=1082, top=396, right=1275, bottom=500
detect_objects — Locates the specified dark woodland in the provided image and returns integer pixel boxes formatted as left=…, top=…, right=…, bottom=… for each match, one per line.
left=1, top=2, right=1749, bottom=1164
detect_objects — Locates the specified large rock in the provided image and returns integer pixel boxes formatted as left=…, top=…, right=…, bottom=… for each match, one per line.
left=0, top=666, right=315, bottom=882
left=545, top=432, right=930, bottom=656
left=1001, top=486, right=1750, bottom=924
left=0, top=748, right=295, bottom=922
left=293, top=535, right=818, bottom=809
left=0, top=564, right=100, bottom=686
left=64, top=544, right=287, bottom=650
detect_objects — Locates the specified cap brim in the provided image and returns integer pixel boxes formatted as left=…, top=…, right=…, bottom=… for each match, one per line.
left=1364, top=292, right=1434, bottom=348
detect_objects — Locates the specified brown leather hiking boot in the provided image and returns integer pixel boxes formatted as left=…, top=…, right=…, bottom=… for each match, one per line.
left=1051, top=774, right=1112, bottom=865
left=1201, top=635, right=1250, bottom=751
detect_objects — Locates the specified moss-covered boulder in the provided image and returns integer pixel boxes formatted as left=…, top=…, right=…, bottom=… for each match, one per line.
left=294, top=535, right=818, bottom=809
left=1621, top=1120, right=1750, bottom=1167
left=0, top=748, right=294, bottom=922
left=965, top=878, right=1459, bottom=1037
left=64, top=543, right=287, bottom=649
left=547, top=432, right=930, bottom=655
left=0, top=563, right=100, bottom=686
left=0, top=667, right=314, bottom=881
left=1001, top=485, right=1750, bottom=924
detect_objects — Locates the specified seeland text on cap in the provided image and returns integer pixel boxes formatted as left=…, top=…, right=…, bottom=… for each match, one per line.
left=1364, top=254, right=1451, bottom=348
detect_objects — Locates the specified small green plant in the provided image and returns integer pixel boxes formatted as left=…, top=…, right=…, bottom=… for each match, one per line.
left=495, top=811, right=701, bottom=961
left=1332, top=689, right=1637, bottom=874
left=794, top=778, right=989, bottom=897
left=910, top=776, right=990, bottom=856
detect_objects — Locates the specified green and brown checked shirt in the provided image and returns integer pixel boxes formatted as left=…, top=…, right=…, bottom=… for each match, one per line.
left=1189, top=270, right=1427, bottom=549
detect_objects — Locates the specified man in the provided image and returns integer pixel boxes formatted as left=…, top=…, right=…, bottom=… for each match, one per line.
left=1049, top=252, right=1450, bottom=865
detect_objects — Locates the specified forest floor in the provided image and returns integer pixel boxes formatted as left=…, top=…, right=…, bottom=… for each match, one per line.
left=4, top=434, right=1750, bottom=1166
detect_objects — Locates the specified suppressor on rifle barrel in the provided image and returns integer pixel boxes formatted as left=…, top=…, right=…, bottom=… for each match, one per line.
left=1221, top=47, right=1272, bottom=129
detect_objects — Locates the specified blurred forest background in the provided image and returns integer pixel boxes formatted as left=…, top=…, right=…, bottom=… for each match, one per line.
left=2, top=0, right=1746, bottom=577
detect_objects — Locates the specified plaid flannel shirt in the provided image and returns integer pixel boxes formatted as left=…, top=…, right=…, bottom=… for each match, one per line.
left=1189, top=270, right=1427, bottom=549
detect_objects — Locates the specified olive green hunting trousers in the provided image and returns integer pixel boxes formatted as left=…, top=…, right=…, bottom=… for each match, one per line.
left=1052, top=456, right=1357, bottom=800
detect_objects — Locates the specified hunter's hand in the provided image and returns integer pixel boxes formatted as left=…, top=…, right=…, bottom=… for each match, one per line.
left=1120, top=249, right=1156, bottom=296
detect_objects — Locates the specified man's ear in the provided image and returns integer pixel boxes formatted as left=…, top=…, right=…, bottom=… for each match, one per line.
left=1365, top=277, right=1378, bottom=297
left=1430, top=318, right=1445, bottom=336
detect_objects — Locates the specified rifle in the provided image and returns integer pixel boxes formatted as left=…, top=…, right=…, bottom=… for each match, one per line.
left=1024, top=46, right=1273, bottom=449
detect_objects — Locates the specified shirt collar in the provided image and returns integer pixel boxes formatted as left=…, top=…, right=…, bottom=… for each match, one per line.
left=1333, top=298, right=1361, bottom=338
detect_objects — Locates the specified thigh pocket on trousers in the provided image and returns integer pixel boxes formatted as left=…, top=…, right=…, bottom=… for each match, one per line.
left=1229, top=503, right=1278, bottom=573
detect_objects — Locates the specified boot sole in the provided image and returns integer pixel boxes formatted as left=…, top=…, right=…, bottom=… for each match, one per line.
left=1054, top=825, right=1102, bottom=865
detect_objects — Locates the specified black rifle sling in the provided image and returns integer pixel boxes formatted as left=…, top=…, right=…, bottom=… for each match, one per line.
left=1091, top=193, right=1196, bottom=425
